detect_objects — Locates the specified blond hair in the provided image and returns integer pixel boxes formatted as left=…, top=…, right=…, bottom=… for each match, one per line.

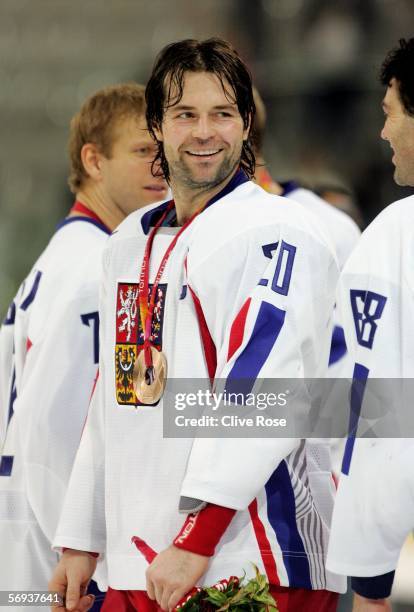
left=68, top=82, right=146, bottom=193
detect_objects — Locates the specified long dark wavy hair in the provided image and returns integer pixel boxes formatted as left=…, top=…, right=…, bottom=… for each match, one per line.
left=145, top=38, right=256, bottom=181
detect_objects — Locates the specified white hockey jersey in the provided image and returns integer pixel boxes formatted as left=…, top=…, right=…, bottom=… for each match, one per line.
left=0, top=214, right=110, bottom=599
left=281, top=183, right=362, bottom=478
left=327, top=195, right=414, bottom=577
left=54, top=172, right=345, bottom=592
left=281, top=182, right=361, bottom=372
left=281, top=182, right=360, bottom=273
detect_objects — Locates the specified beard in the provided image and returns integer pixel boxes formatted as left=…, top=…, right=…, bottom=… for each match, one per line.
left=394, top=164, right=414, bottom=187
left=166, top=142, right=243, bottom=190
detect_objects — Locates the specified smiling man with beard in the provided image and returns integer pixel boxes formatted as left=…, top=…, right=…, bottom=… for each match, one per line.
left=50, top=38, right=344, bottom=612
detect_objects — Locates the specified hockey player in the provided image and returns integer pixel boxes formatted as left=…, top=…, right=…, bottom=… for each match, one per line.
left=252, top=86, right=360, bottom=274
left=252, top=86, right=361, bottom=373
left=50, top=38, right=345, bottom=612
left=326, top=38, right=414, bottom=611
left=0, top=83, right=167, bottom=609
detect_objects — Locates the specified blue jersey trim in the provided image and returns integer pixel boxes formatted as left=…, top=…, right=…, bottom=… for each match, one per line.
left=55, top=216, right=111, bottom=235
left=3, top=300, right=16, bottom=326
left=140, top=201, right=172, bottom=234
left=266, top=461, right=313, bottom=588
left=280, top=180, right=300, bottom=196
left=140, top=169, right=249, bottom=234
left=329, top=325, right=347, bottom=366
left=20, top=271, right=42, bottom=311
left=0, top=455, right=14, bottom=477
left=207, top=168, right=249, bottom=206
left=341, top=362, right=369, bottom=475
left=226, top=301, right=285, bottom=397
left=7, top=369, right=16, bottom=426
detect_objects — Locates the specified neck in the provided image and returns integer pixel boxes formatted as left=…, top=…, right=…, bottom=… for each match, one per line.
left=69, top=185, right=124, bottom=232
left=170, top=167, right=239, bottom=225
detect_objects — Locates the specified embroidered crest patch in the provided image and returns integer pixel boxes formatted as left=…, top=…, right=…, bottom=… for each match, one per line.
left=115, top=282, right=167, bottom=405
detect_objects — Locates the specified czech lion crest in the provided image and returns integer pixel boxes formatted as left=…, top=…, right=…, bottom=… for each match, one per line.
left=115, top=282, right=167, bottom=405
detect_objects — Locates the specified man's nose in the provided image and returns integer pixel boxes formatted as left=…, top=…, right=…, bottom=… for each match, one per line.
left=192, top=115, right=215, bottom=140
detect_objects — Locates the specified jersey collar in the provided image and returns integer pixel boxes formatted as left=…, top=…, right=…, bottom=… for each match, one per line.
left=140, top=169, right=249, bottom=235
left=56, top=201, right=111, bottom=235
left=280, top=180, right=300, bottom=196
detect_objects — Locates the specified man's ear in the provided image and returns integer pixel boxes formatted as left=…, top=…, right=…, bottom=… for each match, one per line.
left=80, top=143, right=104, bottom=181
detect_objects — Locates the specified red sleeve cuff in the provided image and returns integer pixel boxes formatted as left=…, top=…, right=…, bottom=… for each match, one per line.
left=62, top=547, right=99, bottom=558
left=173, top=503, right=236, bottom=557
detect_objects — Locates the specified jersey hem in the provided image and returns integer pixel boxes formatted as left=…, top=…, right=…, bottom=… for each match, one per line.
left=326, top=558, right=398, bottom=578
left=53, top=535, right=105, bottom=555
left=180, top=481, right=249, bottom=510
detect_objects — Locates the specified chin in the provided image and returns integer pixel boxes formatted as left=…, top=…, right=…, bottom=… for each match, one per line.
left=192, top=165, right=231, bottom=185
left=394, top=170, right=409, bottom=186
left=144, top=192, right=166, bottom=205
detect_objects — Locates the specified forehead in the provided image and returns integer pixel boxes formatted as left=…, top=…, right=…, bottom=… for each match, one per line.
left=111, top=114, right=151, bottom=143
left=167, top=71, right=237, bottom=109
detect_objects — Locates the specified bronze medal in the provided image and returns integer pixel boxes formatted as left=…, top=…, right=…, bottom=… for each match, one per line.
left=134, top=201, right=202, bottom=407
left=133, top=345, right=168, bottom=405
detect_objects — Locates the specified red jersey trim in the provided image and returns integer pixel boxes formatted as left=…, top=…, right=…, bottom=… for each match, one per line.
left=227, top=298, right=251, bottom=361
left=248, top=498, right=280, bottom=586
left=187, top=285, right=217, bottom=383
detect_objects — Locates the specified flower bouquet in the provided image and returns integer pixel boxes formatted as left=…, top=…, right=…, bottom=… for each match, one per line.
left=173, top=566, right=278, bottom=611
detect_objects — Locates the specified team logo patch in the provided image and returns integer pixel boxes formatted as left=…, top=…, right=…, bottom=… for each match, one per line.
left=115, top=282, right=167, bottom=405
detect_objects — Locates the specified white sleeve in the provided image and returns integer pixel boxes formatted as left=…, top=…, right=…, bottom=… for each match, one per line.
left=327, top=438, right=414, bottom=577
left=11, top=288, right=100, bottom=544
left=327, top=205, right=414, bottom=576
left=52, top=265, right=109, bottom=554
left=181, top=224, right=338, bottom=509
left=53, top=374, right=106, bottom=554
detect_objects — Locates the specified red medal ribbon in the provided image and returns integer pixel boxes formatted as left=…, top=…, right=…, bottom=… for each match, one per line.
left=69, top=201, right=110, bottom=231
left=138, top=202, right=203, bottom=368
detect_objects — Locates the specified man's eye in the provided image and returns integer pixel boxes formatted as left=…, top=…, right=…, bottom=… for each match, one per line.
left=135, top=147, right=157, bottom=157
left=177, top=112, right=193, bottom=119
left=217, top=111, right=231, bottom=117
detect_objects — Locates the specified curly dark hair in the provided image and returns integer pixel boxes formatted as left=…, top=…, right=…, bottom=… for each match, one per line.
left=145, top=37, right=256, bottom=182
left=380, top=38, right=414, bottom=117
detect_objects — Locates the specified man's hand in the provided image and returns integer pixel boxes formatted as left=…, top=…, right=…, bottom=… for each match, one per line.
left=353, top=593, right=392, bottom=612
left=49, top=549, right=97, bottom=612
left=146, top=545, right=209, bottom=611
